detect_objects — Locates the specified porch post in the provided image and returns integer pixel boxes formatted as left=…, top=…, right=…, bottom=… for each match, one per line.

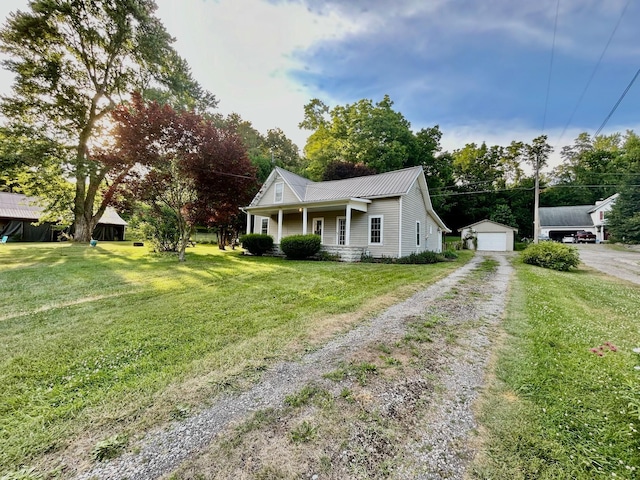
left=302, top=207, right=308, bottom=234
left=277, top=209, right=283, bottom=243
left=246, top=213, right=252, bottom=235
left=345, top=205, right=352, bottom=246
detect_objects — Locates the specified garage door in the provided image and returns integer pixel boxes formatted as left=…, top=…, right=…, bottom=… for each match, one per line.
left=477, top=232, right=507, bottom=251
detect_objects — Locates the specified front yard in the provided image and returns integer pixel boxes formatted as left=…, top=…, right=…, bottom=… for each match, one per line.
left=2, top=242, right=639, bottom=479
left=0, top=243, right=469, bottom=475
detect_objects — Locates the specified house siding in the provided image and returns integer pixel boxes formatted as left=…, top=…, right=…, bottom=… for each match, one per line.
left=260, top=174, right=300, bottom=205
left=399, top=182, right=442, bottom=255
left=352, top=198, right=400, bottom=257
left=425, top=217, right=440, bottom=252
left=401, top=182, right=426, bottom=256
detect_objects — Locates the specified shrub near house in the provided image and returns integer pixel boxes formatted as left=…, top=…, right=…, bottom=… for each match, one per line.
left=240, top=234, right=274, bottom=256
left=280, top=234, right=322, bottom=260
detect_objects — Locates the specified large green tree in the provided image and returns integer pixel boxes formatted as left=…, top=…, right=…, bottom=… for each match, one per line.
left=0, top=0, right=214, bottom=241
left=607, top=132, right=640, bottom=243
left=543, top=132, right=622, bottom=206
left=299, top=95, right=441, bottom=180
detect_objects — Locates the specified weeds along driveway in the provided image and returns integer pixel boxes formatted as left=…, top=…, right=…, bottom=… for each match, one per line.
left=574, top=244, right=640, bottom=285
left=75, top=253, right=514, bottom=480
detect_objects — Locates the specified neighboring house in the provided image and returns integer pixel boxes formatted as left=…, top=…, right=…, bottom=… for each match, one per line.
left=539, top=193, right=618, bottom=243
left=0, top=192, right=127, bottom=242
left=244, top=166, right=451, bottom=261
left=458, top=220, right=518, bottom=252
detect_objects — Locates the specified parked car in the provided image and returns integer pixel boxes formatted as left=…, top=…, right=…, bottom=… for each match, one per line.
left=574, top=230, right=596, bottom=243
left=562, top=235, right=575, bottom=243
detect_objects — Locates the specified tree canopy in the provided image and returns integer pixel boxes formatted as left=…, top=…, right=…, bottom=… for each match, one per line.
left=299, top=95, right=442, bottom=180
left=0, top=0, right=214, bottom=241
left=212, top=114, right=304, bottom=183
left=110, top=94, right=257, bottom=260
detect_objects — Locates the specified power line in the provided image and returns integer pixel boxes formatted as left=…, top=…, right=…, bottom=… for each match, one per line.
left=556, top=0, right=631, bottom=146
left=594, top=67, right=640, bottom=137
left=431, top=187, right=534, bottom=198
left=542, top=0, right=561, bottom=133
left=545, top=183, right=640, bottom=189
left=431, top=183, right=640, bottom=198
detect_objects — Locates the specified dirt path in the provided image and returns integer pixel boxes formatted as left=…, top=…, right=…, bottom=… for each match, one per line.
left=574, top=244, right=640, bottom=285
left=76, top=253, right=514, bottom=480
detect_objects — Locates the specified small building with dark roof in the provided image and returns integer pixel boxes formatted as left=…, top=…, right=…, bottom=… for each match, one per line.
left=0, top=192, right=127, bottom=242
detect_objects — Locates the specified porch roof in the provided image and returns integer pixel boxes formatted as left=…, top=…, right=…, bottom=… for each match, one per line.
left=246, top=197, right=371, bottom=216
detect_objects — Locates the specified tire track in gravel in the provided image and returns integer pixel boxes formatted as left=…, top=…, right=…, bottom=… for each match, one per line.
left=75, top=253, right=512, bottom=480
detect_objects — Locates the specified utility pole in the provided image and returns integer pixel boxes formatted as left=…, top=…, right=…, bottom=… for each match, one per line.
left=533, top=151, right=540, bottom=244
left=527, top=135, right=549, bottom=244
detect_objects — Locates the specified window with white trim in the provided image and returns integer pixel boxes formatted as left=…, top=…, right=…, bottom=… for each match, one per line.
left=274, top=182, right=284, bottom=203
left=416, top=221, right=421, bottom=247
left=260, top=218, right=269, bottom=235
left=369, top=215, right=383, bottom=245
left=337, top=217, right=346, bottom=246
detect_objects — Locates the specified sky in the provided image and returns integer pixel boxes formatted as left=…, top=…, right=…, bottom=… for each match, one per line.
left=0, top=0, right=639, bottom=170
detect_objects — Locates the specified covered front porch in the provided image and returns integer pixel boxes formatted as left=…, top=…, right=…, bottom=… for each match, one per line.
left=245, top=198, right=372, bottom=260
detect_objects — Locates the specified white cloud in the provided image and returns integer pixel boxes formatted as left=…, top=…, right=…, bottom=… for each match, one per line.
left=155, top=0, right=359, bottom=147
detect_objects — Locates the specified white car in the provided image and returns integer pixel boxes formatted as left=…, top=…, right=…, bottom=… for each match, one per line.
left=562, top=235, right=575, bottom=243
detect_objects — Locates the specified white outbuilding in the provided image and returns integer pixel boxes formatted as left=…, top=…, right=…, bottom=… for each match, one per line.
left=458, top=219, right=518, bottom=252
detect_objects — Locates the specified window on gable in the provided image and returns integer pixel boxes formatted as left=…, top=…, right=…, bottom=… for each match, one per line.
left=416, top=221, right=421, bottom=247
left=600, top=211, right=604, bottom=221
left=274, top=182, right=284, bottom=203
left=369, top=216, right=382, bottom=245
left=261, top=218, right=269, bottom=235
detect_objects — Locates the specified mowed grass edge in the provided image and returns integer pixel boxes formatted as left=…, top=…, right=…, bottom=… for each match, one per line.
left=471, top=259, right=640, bottom=479
left=0, top=242, right=471, bottom=475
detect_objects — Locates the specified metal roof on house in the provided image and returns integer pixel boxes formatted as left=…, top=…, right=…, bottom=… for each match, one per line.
left=0, top=192, right=127, bottom=225
left=539, top=205, right=593, bottom=227
left=303, top=166, right=422, bottom=202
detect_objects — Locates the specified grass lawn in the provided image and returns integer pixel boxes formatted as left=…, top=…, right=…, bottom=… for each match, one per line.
left=0, top=242, right=471, bottom=475
left=472, top=260, right=640, bottom=479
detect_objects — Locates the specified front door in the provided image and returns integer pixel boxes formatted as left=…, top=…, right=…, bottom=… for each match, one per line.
left=337, top=217, right=346, bottom=245
left=312, top=217, right=324, bottom=243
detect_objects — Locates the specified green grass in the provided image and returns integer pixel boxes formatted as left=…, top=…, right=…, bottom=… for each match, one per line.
left=0, top=242, right=471, bottom=474
left=472, top=262, right=640, bottom=479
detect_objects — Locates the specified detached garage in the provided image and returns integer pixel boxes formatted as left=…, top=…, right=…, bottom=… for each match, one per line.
left=458, top=220, right=518, bottom=252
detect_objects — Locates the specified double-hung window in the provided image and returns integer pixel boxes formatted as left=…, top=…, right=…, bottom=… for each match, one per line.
left=274, top=182, right=284, bottom=203
left=260, top=218, right=269, bottom=235
left=369, top=215, right=383, bottom=245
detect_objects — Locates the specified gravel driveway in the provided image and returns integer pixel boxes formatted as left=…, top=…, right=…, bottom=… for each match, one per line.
left=574, top=244, right=640, bottom=285
left=74, top=253, right=514, bottom=480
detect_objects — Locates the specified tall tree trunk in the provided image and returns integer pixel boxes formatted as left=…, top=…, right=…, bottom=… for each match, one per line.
left=75, top=215, right=93, bottom=243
